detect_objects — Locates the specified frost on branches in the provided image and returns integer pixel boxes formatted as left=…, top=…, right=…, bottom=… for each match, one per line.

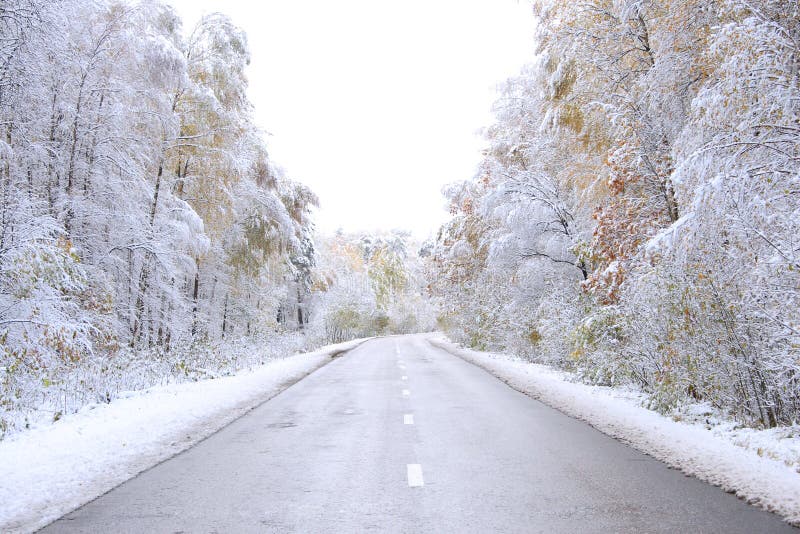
left=0, top=0, right=320, bottom=437
left=430, top=0, right=800, bottom=429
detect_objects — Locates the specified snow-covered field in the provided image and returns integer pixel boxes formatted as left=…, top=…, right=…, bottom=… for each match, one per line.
left=0, top=338, right=367, bottom=533
left=429, top=335, right=800, bottom=527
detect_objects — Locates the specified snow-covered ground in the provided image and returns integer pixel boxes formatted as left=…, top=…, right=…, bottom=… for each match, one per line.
left=0, top=338, right=367, bottom=533
left=428, top=335, right=800, bottom=527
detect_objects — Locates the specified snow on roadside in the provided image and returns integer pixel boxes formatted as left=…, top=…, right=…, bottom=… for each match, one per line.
left=428, top=335, right=800, bottom=527
left=0, top=338, right=368, bottom=534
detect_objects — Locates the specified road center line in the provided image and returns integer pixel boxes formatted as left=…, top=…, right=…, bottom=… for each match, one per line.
left=404, top=414, right=414, bottom=425
left=402, top=389, right=410, bottom=397
left=407, top=464, right=424, bottom=487
left=401, top=375, right=408, bottom=381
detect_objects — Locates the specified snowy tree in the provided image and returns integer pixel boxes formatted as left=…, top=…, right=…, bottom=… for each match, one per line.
left=430, top=0, right=800, bottom=427
left=0, top=0, right=325, bottom=436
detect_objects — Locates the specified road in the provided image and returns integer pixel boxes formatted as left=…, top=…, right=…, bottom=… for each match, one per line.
left=43, top=334, right=794, bottom=533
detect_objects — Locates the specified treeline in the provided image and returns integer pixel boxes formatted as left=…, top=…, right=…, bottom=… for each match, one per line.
left=311, top=231, right=436, bottom=343
left=431, top=0, right=799, bottom=428
left=0, top=0, right=317, bottom=434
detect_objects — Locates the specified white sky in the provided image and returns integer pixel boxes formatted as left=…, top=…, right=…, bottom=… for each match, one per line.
left=165, top=0, right=536, bottom=239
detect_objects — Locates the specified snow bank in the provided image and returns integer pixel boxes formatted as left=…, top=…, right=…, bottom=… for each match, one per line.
left=0, top=338, right=368, bottom=533
left=428, top=335, right=800, bottom=527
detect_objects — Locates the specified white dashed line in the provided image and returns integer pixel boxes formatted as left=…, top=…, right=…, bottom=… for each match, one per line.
left=401, top=375, right=408, bottom=381
left=404, top=414, right=414, bottom=425
left=402, top=389, right=410, bottom=398
left=407, top=464, right=424, bottom=487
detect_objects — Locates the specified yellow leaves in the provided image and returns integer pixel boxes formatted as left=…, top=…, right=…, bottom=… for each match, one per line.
left=551, top=60, right=578, bottom=102
left=41, top=326, right=83, bottom=364
left=328, top=238, right=366, bottom=273
left=569, top=348, right=585, bottom=362
left=558, top=103, right=585, bottom=134
left=527, top=328, right=543, bottom=345
left=61, top=241, right=80, bottom=265
left=310, top=274, right=333, bottom=293
left=367, top=245, right=408, bottom=311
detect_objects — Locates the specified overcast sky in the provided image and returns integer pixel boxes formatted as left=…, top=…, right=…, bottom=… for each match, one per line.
left=165, top=0, right=536, bottom=238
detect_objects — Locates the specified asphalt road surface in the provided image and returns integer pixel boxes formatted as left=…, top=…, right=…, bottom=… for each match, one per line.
left=43, top=334, right=794, bottom=533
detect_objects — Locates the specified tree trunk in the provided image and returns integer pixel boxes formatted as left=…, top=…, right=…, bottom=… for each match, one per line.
left=65, top=72, right=88, bottom=235
left=221, top=292, right=228, bottom=339
left=131, top=156, right=165, bottom=346
left=191, top=257, right=200, bottom=337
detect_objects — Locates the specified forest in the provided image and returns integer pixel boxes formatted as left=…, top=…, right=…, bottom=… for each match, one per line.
left=430, top=0, right=799, bottom=429
left=1, top=0, right=798, bottom=439
left=0, top=0, right=432, bottom=436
